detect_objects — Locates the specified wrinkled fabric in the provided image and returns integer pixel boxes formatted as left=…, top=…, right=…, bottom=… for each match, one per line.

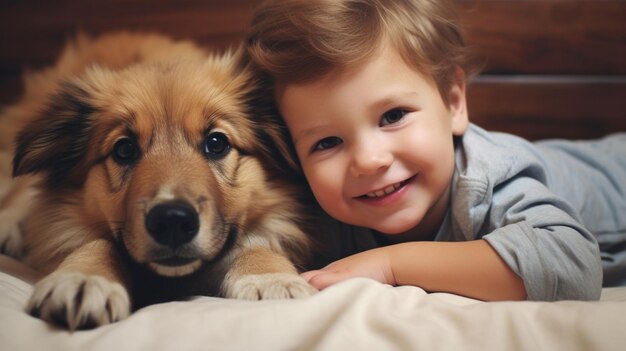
left=1, top=255, right=626, bottom=351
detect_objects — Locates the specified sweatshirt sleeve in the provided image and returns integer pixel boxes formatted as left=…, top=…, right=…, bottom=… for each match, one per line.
left=480, top=175, right=602, bottom=301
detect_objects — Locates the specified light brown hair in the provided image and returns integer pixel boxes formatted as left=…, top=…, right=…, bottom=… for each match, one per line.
left=246, top=0, right=479, bottom=103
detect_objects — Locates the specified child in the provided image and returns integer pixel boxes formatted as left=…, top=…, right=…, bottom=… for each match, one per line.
left=245, top=0, right=626, bottom=301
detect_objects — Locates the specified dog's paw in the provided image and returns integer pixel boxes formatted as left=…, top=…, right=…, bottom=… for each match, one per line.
left=0, top=210, right=22, bottom=258
left=27, top=272, right=130, bottom=330
left=224, top=272, right=317, bottom=300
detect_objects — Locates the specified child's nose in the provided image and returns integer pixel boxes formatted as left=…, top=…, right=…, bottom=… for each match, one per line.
left=349, top=142, right=393, bottom=177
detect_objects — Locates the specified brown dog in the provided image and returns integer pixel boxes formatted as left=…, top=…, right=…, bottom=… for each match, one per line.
left=0, top=32, right=316, bottom=330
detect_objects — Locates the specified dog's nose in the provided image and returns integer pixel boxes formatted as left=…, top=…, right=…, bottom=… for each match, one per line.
left=145, top=201, right=199, bottom=248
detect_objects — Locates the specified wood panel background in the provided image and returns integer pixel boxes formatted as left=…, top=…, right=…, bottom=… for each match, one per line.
left=457, top=0, right=626, bottom=140
left=0, top=0, right=624, bottom=140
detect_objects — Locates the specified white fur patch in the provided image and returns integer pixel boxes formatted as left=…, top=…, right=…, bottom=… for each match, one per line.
left=222, top=272, right=317, bottom=300
left=27, top=272, right=130, bottom=330
left=149, top=259, right=202, bottom=277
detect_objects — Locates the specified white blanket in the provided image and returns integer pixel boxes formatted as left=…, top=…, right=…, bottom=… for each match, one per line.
left=1, top=255, right=625, bottom=351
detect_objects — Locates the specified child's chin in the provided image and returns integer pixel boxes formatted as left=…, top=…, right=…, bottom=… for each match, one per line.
left=373, top=220, right=421, bottom=236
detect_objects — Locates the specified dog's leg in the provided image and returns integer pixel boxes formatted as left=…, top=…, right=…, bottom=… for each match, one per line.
left=27, top=238, right=131, bottom=330
left=221, top=247, right=317, bottom=300
left=0, top=174, right=39, bottom=258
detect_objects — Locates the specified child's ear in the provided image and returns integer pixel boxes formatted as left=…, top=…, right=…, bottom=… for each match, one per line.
left=448, top=67, right=469, bottom=136
left=13, top=81, right=95, bottom=188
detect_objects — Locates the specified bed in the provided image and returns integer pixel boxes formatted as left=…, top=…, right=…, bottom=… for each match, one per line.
left=1, top=0, right=625, bottom=350
left=1, top=254, right=625, bottom=350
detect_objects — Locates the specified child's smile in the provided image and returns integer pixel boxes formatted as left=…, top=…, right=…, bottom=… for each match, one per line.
left=356, top=174, right=416, bottom=204
left=277, top=43, right=468, bottom=237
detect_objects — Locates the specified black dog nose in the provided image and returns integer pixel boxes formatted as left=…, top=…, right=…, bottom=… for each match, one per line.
left=145, top=201, right=199, bottom=248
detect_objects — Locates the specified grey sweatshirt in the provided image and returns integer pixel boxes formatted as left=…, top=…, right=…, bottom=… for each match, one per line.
left=436, top=124, right=625, bottom=300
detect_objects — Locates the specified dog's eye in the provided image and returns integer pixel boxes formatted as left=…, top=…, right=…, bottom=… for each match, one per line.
left=112, top=137, right=139, bottom=165
left=203, top=132, right=230, bottom=159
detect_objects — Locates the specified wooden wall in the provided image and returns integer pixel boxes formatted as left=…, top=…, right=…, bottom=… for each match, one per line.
left=457, top=1, right=626, bottom=140
left=0, top=0, right=624, bottom=140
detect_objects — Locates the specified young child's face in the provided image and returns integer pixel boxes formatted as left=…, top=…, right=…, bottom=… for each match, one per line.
left=277, top=47, right=468, bottom=237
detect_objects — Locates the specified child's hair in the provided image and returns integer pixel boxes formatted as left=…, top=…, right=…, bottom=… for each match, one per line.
left=246, top=0, right=480, bottom=103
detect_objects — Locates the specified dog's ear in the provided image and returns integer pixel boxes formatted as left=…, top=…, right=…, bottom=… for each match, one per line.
left=257, top=109, right=302, bottom=175
left=231, top=46, right=301, bottom=176
left=245, top=72, right=303, bottom=178
left=13, top=81, right=96, bottom=188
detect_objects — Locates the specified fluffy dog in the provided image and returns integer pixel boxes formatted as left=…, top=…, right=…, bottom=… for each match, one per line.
left=0, top=32, right=317, bottom=330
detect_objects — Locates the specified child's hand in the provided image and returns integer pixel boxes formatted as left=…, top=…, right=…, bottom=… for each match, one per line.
left=300, top=247, right=395, bottom=290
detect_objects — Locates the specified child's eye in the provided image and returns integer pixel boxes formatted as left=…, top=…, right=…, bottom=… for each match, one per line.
left=312, top=136, right=342, bottom=152
left=380, top=109, right=408, bottom=126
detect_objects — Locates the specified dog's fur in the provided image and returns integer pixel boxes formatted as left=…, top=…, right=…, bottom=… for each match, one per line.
left=0, top=32, right=317, bottom=330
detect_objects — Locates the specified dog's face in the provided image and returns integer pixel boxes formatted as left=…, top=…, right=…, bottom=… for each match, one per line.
left=13, top=53, right=296, bottom=277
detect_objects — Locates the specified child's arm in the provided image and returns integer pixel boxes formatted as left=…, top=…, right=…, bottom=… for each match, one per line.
left=301, top=239, right=526, bottom=301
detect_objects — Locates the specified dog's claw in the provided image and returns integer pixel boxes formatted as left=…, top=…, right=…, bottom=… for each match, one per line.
left=223, top=272, right=318, bottom=300
left=27, top=272, right=130, bottom=330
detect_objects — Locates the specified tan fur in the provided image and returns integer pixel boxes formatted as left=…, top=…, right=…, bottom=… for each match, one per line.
left=0, top=32, right=316, bottom=330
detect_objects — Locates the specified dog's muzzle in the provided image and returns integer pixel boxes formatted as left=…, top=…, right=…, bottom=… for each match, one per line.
left=145, top=200, right=199, bottom=250
left=144, top=200, right=204, bottom=276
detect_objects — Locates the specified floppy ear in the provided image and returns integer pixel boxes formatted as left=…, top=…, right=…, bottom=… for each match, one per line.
left=257, top=108, right=302, bottom=176
left=232, top=47, right=301, bottom=176
left=245, top=71, right=303, bottom=178
left=13, top=81, right=97, bottom=188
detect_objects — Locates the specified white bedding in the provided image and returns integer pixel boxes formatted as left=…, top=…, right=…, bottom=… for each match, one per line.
left=0, top=255, right=625, bottom=350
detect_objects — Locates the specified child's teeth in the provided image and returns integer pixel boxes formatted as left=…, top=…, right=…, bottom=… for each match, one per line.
left=366, top=182, right=402, bottom=198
